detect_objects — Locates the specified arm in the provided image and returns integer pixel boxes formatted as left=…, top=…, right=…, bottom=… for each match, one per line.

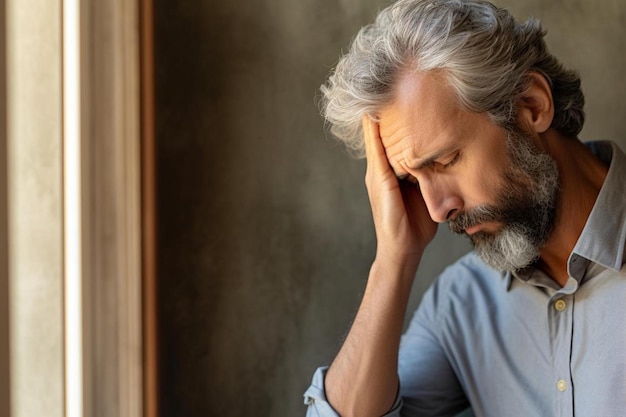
left=323, top=117, right=437, bottom=417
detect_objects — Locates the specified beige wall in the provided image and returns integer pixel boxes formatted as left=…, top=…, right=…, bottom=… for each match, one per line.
left=1, top=1, right=144, bottom=416
left=6, top=0, right=65, bottom=416
left=153, top=1, right=626, bottom=416
left=0, top=0, right=11, bottom=414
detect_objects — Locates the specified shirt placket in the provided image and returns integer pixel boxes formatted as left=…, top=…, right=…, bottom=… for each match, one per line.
left=548, top=292, right=575, bottom=417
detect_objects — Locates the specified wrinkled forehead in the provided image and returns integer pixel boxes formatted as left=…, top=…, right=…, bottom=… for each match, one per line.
left=377, top=71, right=466, bottom=164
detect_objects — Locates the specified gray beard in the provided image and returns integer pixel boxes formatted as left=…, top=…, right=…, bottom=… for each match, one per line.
left=448, top=131, right=559, bottom=272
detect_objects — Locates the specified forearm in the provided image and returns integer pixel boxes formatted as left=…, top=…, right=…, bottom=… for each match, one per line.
left=325, top=254, right=421, bottom=417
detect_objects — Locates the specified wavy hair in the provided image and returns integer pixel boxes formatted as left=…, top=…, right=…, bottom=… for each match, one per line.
left=320, top=0, right=585, bottom=157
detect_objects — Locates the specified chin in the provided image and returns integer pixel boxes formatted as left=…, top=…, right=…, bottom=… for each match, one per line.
left=471, top=227, right=541, bottom=272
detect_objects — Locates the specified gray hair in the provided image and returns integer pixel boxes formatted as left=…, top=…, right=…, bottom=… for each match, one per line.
left=320, top=0, right=585, bottom=157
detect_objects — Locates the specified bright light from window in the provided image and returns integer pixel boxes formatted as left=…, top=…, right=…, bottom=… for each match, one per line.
left=63, top=0, right=82, bottom=415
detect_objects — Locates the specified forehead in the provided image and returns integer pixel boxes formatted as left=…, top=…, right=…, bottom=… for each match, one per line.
left=378, top=71, right=467, bottom=167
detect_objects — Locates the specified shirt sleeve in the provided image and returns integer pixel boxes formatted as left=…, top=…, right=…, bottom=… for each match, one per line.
left=396, top=271, right=470, bottom=415
left=303, top=366, right=403, bottom=416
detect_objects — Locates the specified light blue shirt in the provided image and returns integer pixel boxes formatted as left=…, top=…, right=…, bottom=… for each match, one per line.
left=304, top=141, right=626, bottom=416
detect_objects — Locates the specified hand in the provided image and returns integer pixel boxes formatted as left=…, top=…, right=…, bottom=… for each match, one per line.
left=363, top=115, right=437, bottom=266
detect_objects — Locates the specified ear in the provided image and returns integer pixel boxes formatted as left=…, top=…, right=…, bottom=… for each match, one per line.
left=517, top=71, right=554, bottom=134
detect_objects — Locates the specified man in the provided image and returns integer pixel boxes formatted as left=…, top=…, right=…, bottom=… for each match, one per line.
left=303, top=0, right=626, bottom=416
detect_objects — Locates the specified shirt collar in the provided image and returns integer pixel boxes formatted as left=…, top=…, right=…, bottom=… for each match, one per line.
left=570, top=141, right=626, bottom=273
left=508, top=141, right=626, bottom=290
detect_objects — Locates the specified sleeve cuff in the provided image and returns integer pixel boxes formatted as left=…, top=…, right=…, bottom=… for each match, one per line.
left=303, top=366, right=403, bottom=416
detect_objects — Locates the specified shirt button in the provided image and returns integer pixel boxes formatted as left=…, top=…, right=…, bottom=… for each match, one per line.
left=557, top=379, right=567, bottom=392
left=554, top=299, right=567, bottom=311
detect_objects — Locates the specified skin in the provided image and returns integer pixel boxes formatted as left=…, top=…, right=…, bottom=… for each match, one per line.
left=324, top=70, right=608, bottom=417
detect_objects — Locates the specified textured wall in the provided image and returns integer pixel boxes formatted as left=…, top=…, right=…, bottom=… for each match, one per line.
left=154, top=1, right=626, bottom=416
left=6, top=1, right=65, bottom=416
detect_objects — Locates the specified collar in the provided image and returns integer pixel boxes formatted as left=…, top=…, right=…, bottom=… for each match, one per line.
left=508, top=141, right=626, bottom=290
left=570, top=141, right=626, bottom=273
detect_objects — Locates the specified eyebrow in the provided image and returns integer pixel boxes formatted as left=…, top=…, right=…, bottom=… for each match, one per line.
left=410, top=146, right=457, bottom=170
left=394, top=154, right=439, bottom=180
left=394, top=146, right=459, bottom=181
left=414, top=153, right=442, bottom=170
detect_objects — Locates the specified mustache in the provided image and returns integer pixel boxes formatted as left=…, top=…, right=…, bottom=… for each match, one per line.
left=448, top=205, right=502, bottom=234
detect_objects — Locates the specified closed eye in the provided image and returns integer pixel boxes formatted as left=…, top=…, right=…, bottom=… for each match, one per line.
left=441, top=152, right=460, bottom=169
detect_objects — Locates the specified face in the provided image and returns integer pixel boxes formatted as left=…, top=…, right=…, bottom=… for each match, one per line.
left=448, top=128, right=559, bottom=271
left=378, top=71, right=559, bottom=271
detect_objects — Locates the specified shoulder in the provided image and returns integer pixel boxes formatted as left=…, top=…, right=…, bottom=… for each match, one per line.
left=434, top=252, right=506, bottom=300
left=417, top=252, right=508, bottom=327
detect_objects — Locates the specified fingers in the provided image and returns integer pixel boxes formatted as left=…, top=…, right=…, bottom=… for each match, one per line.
left=362, top=115, right=393, bottom=175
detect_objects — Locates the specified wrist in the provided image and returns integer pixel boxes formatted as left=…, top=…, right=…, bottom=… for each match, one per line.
left=375, top=242, right=424, bottom=267
left=372, top=248, right=422, bottom=284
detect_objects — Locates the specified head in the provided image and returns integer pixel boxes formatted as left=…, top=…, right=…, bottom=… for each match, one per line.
left=321, top=0, right=584, bottom=271
left=321, top=0, right=584, bottom=157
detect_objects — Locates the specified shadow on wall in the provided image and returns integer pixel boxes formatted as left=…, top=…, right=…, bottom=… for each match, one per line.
left=155, top=1, right=392, bottom=415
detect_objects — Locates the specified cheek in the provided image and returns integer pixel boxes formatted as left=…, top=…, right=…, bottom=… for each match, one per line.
left=464, top=130, right=512, bottom=205
left=462, top=158, right=508, bottom=207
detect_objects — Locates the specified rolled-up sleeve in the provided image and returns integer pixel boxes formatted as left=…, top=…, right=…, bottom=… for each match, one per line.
left=303, top=366, right=403, bottom=416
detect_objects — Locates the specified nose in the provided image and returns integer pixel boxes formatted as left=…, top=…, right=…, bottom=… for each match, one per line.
left=418, top=177, right=462, bottom=223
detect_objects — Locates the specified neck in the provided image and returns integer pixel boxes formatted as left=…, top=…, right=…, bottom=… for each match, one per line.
left=537, top=132, right=608, bottom=286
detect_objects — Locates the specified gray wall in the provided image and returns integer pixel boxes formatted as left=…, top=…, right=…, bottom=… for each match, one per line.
left=154, top=1, right=626, bottom=416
